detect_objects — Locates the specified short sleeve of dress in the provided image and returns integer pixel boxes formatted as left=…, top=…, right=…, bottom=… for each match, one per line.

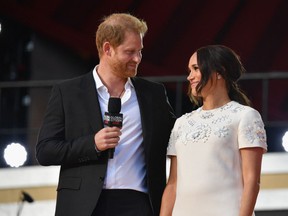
left=167, top=118, right=181, bottom=156
left=238, top=108, right=267, bottom=152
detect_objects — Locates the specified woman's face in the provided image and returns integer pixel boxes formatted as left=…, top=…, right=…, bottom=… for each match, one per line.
left=187, top=52, right=217, bottom=98
left=187, top=52, right=201, bottom=97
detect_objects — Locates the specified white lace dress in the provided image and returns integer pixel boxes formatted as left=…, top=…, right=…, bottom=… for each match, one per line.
left=167, top=101, right=267, bottom=216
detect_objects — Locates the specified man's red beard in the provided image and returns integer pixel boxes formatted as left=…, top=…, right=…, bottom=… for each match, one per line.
left=110, top=60, right=139, bottom=78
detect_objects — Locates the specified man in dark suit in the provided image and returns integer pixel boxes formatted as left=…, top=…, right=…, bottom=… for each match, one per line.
left=36, top=13, right=176, bottom=216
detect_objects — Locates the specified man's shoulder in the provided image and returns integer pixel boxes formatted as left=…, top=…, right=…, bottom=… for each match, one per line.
left=59, top=72, right=92, bottom=85
left=132, top=76, right=164, bottom=88
left=53, top=71, right=93, bottom=90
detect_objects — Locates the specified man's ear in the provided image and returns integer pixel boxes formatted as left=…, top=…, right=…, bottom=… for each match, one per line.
left=103, top=42, right=111, bottom=56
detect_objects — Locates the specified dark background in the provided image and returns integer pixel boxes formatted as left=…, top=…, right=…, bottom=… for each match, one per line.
left=0, top=0, right=288, bottom=167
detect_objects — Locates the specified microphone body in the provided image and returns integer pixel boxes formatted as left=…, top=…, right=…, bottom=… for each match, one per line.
left=103, top=97, right=123, bottom=158
left=103, top=112, right=123, bottom=128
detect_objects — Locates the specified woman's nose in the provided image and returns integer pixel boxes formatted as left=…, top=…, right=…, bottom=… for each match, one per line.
left=187, top=71, right=193, bottom=81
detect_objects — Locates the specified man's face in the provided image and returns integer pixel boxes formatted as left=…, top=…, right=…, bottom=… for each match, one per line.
left=109, top=31, right=143, bottom=78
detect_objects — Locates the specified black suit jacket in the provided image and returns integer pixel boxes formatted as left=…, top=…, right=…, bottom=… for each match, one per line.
left=36, top=71, right=176, bottom=216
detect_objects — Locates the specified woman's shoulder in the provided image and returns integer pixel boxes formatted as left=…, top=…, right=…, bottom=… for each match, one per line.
left=229, top=101, right=258, bottom=112
left=176, top=108, right=200, bottom=122
left=229, top=101, right=262, bottom=119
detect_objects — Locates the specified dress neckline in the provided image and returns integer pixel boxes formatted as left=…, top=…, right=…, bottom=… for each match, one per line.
left=199, top=101, right=233, bottom=112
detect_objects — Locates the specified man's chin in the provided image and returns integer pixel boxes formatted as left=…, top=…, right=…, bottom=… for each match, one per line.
left=126, top=69, right=137, bottom=78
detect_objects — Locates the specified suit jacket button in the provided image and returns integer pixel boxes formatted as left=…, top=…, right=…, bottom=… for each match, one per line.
left=99, top=177, right=104, bottom=182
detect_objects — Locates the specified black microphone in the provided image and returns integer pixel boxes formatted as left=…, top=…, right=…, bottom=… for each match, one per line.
left=22, top=191, right=34, bottom=203
left=17, top=191, right=34, bottom=216
left=103, top=97, right=123, bottom=158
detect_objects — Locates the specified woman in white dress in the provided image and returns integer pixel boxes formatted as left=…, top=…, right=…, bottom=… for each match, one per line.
left=160, top=45, right=267, bottom=216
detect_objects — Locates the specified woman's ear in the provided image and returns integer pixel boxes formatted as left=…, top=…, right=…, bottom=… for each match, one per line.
left=217, top=73, right=222, bottom=80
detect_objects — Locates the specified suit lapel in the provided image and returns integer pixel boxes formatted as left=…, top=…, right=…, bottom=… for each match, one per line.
left=80, top=72, right=104, bottom=133
left=132, top=78, right=152, bottom=155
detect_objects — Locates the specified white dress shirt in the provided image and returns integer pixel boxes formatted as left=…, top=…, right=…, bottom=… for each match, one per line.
left=93, top=67, right=147, bottom=193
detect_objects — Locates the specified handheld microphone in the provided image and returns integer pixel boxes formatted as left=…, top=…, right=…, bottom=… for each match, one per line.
left=103, top=97, right=123, bottom=158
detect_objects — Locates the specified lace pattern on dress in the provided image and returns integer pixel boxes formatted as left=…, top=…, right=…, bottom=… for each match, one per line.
left=244, top=120, right=266, bottom=145
left=168, top=102, right=266, bottom=150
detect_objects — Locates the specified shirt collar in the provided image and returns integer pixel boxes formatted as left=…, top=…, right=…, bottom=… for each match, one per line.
left=93, top=65, right=134, bottom=91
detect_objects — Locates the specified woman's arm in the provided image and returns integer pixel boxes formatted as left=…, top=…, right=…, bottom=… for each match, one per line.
left=160, top=156, right=177, bottom=216
left=239, top=147, right=264, bottom=216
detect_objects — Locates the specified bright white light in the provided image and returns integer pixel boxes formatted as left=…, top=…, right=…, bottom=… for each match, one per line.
left=4, top=143, right=27, bottom=167
left=282, top=131, right=288, bottom=152
left=0, top=23, right=2, bottom=33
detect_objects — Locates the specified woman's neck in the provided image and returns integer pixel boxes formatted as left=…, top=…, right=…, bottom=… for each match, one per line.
left=202, top=95, right=231, bottom=110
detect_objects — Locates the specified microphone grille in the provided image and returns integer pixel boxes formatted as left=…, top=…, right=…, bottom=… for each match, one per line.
left=108, top=97, right=121, bottom=113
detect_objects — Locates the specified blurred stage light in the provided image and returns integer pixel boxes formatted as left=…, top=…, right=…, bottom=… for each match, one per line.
left=282, top=131, right=288, bottom=152
left=4, top=142, right=27, bottom=167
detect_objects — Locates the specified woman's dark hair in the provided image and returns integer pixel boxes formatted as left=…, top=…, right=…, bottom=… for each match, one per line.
left=188, top=45, right=251, bottom=106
